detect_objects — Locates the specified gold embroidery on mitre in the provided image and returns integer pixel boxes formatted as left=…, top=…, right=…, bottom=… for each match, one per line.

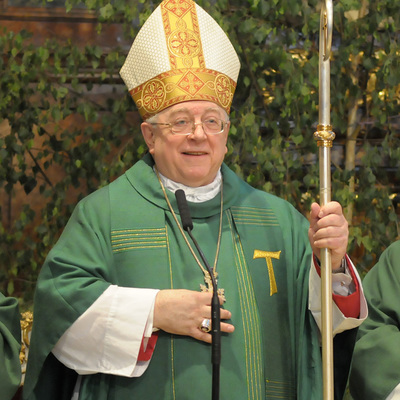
left=131, top=68, right=236, bottom=120
left=128, top=0, right=236, bottom=119
left=215, top=74, right=233, bottom=108
left=162, top=0, right=204, bottom=70
left=164, top=0, right=192, bottom=18
left=177, top=70, right=205, bottom=95
left=253, top=250, right=281, bottom=296
left=137, top=79, right=166, bottom=114
left=168, top=20, right=201, bottom=68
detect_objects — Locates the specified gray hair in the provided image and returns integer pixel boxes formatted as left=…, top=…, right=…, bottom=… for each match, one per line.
left=145, top=114, right=159, bottom=124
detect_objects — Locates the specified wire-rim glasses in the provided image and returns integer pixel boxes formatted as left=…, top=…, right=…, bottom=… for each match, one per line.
left=150, top=118, right=228, bottom=136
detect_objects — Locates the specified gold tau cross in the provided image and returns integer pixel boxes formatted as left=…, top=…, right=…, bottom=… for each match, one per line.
left=200, top=271, right=226, bottom=302
left=253, top=249, right=281, bottom=296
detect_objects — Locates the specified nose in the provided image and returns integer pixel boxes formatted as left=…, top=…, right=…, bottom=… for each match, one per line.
left=190, top=122, right=206, bottom=138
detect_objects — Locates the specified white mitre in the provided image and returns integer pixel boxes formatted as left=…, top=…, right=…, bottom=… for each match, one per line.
left=120, top=0, right=241, bottom=120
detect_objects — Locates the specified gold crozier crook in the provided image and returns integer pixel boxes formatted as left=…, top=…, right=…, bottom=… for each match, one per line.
left=314, top=1, right=335, bottom=399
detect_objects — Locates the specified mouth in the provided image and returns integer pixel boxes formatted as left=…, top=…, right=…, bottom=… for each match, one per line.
left=182, top=151, right=207, bottom=156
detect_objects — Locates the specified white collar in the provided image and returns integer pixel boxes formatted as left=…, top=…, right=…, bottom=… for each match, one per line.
left=156, top=169, right=222, bottom=203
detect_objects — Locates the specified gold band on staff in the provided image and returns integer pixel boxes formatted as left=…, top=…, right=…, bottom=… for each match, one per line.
left=314, top=124, right=336, bottom=147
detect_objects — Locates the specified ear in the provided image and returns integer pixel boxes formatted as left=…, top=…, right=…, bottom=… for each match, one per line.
left=141, top=122, right=156, bottom=154
left=223, top=121, right=230, bottom=154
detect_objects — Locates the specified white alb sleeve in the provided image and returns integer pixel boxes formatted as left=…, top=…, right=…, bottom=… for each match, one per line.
left=52, top=285, right=159, bottom=377
left=386, top=383, right=400, bottom=400
left=308, top=257, right=367, bottom=335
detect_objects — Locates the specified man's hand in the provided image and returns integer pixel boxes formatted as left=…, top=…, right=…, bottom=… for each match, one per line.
left=308, top=201, right=349, bottom=270
left=153, top=289, right=234, bottom=344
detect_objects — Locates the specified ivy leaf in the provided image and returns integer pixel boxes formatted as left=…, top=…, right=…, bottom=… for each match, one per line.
left=100, top=4, right=114, bottom=20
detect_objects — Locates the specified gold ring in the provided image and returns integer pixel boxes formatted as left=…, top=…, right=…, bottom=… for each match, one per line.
left=199, top=318, right=211, bottom=333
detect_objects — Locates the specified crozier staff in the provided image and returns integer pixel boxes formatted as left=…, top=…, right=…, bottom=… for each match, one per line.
left=23, top=1, right=366, bottom=399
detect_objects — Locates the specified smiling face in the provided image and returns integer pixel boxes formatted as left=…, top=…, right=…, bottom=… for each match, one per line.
left=141, top=101, right=230, bottom=187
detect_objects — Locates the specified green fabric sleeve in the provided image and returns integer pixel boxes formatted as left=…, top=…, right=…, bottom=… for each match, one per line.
left=350, top=241, right=400, bottom=399
left=0, top=292, right=21, bottom=399
left=23, top=186, right=114, bottom=399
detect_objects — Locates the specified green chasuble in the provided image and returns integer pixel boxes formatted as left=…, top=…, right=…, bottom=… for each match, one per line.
left=350, top=240, right=400, bottom=400
left=24, top=154, right=324, bottom=400
left=0, top=292, right=21, bottom=399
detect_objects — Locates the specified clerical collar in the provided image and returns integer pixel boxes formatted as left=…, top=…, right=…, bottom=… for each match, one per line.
left=155, top=169, right=222, bottom=203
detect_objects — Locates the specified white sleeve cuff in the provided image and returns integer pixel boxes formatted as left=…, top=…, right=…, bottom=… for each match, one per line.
left=386, top=383, right=400, bottom=400
left=309, top=257, right=367, bottom=335
left=52, top=285, right=159, bottom=377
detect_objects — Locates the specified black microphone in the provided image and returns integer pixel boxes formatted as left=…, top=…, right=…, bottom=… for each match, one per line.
left=174, top=189, right=193, bottom=231
left=174, top=189, right=221, bottom=400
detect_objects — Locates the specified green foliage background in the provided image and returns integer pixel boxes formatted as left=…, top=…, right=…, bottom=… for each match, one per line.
left=0, top=0, right=399, bottom=307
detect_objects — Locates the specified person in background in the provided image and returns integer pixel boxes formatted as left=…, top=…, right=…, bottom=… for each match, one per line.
left=0, top=292, right=21, bottom=399
left=350, top=240, right=400, bottom=400
left=23, top=1, right=366, bottom=399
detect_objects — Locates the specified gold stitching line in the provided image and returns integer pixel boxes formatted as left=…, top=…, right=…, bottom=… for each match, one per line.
left=236, top=219, right=264, bottom=400
left=234, top=220, right=279, bottom=226
left=112, top=245, right=167, bottom=253
left=112, top=234, right=166, bottom=240
left=233, top=214, right=277, bottom=219
left=266, top=379, right=295, bottom=386
left=112, top=238, right=166, bottom=244
left=228, top=212, right=263, bottom=400
left=231, top=205, right=274, bottom=212
left=112, top=242, right=165, bottom=249
left=266, top=377, right=296, bottom=398
left=266, top=388, right=294, bottom=393
left=165, top=224, right=174, bottom=290
left=111, top=228, right=165, bottom=233
left=238, top=238, right=263, bottom=400
left=239, top=238, right=264, bottom=400
left=232, top=213, right=277, bottom=218
left=165, top=223, right=176, bottom=399
left=232, top=211, right=276, bottom=216
left=227, top=215, right=251, bottom=397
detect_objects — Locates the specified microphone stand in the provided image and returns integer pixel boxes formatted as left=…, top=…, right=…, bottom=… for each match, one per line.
left=175, top=189, right=221, bottom=400
left=185, top=228, right=221, bottom=400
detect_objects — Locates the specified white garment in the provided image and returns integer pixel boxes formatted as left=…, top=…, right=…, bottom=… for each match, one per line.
left=387, top=384, right=400, bottom=400
left=156, top=168, right=222, bottom=202
left=52, top=286, right=158, bottom=377
left=308, top=258, right=367, bottom=335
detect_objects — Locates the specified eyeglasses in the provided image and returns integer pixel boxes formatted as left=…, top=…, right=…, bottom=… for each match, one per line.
left=150, top=118, right=228, bottom=135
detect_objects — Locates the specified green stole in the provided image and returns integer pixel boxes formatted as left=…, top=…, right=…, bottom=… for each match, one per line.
left=24, top=154, right=322, bottom=399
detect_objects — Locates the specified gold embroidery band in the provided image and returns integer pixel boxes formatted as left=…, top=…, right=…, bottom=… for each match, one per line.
left=253, top=250, right=281, bottom=296
left=162, top=0, right=204, bottom=70
left=130, top=68, right=236, bottom=120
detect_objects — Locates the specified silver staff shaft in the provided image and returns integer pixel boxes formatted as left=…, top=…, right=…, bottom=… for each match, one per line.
left=314, top=1, right=335, bottom=399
